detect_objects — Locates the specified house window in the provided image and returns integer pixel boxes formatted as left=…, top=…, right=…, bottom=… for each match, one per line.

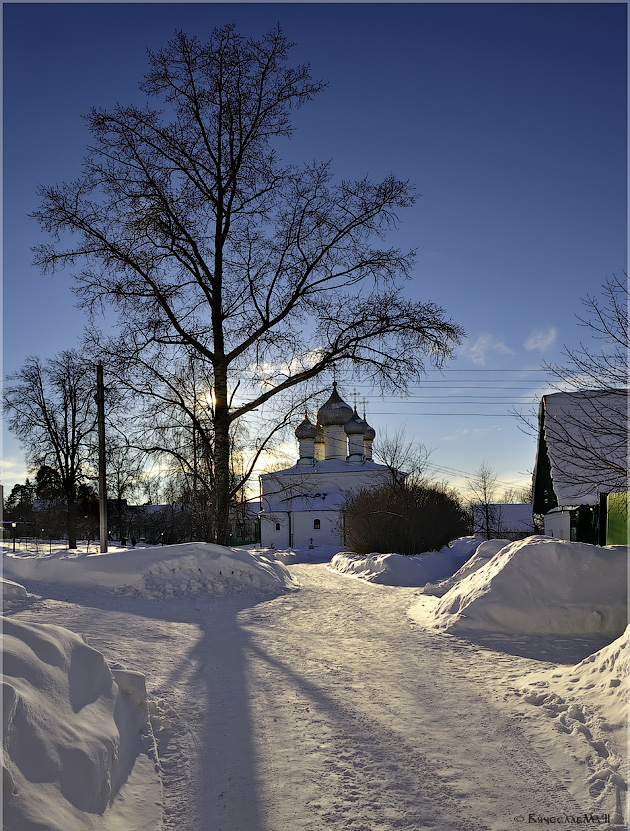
left=275, top=523, right=281, bottom=531
left=313, top=519, right=321, bottom=530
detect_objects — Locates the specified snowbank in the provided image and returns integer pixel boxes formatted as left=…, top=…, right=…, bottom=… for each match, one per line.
left=3, top=542, right=297, bottom=599
left=419, top=536, right=627, bottom=636
left=523, top=624, right=628, bottom=733
left=2, top=577, right=29, bottom=606
left=519, top=626, right=629, bottom=813
left=328, top=537, right=480, bottom=587
left=3, top=618, right=161, bottom=831
left=261, top=544, right=340, bottom=566
left=420, top=538, right=510, bottom=596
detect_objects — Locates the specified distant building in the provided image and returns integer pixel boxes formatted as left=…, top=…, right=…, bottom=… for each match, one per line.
left=472, top=503, right=535, bottom=540
left=259, top=383, right=393, bottom=549
left=532, top=389, right=628, bottom=544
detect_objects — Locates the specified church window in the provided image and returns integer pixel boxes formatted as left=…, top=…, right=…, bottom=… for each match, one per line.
left=275, top=522, right=281, bottom=531
left=313, top=519, right=321, bottom=530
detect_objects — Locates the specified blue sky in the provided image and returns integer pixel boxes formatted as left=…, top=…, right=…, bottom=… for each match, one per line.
left=2, top=2, right=627, bottom=497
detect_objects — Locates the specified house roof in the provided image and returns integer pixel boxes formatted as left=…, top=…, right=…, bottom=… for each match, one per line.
left=532, top=389, right=628, bottom=509
left=472, top=503, right=534, bottom=532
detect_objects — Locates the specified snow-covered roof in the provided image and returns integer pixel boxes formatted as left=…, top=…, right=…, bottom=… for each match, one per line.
left=472, top=503, right=534, bottom=532
left=261, top=458, right=389, bottom=478
left=263, top=490, right=347, bottom=514
left=533, top=389, right=629, bottom=509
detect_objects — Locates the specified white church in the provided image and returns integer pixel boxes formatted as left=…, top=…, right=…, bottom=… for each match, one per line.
left=259, top=383, right=392, bottom=549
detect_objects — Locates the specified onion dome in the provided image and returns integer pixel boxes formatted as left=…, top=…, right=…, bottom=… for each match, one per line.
left=363, top=420, right=376, bottom=441
left=317, top=382, right=353, bottom=426
left=344, top=408, right=367, bottom=435
left=295, top=413, right=317, bottom=440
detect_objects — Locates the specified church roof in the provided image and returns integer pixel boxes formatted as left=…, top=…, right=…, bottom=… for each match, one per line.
left=260, top=458, right=389, bottom=477
left=317, top=382, right=353, bottom=426
left=295, top=413, right=318, bottom=440
left=344, top=408, right=367, bottom=435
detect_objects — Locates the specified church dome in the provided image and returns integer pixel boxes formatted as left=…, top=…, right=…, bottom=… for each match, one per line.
left=363, top=420, right=376, bottom=441
left=295, top=413, right=317, bottom=440
left=344, top=408, right=367, bottom=435
left=317, top=382, right=353, bottom=427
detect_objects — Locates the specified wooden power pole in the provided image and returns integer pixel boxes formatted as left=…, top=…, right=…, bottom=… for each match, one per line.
left=97, top=364, right=108, bottom=553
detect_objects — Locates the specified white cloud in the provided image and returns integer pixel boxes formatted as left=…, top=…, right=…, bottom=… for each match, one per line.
left=464, top=333, right=515, bottom=366
left=524, top=326, right=558, bottom=352
left=1, top=455, right=31, bottom=494
left=440, top=425, right=503, bottom=442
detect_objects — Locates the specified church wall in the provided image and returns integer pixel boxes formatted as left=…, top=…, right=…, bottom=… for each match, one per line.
left=291, top=511, right=342, bottom=548
left=260, top=464, right=391, bottom=502
left=260, top=511, right=291, bottom=548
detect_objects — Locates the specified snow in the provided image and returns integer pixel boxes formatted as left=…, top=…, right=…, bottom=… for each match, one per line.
left=2, top=535, right=628, bottom=830
left=512, top=626, right=629, bottom=825
left=260, top=543, right=343, bottom=565
left=535, top=389, right=629, bottom=505
left=472, top=503, right=534, bottom=534
left=420, top=538, right=511, bottom=596
left=328, top=536, right=482, bottom=586
left=412, top=536, right=627, bottom=636
left=3, top=616, right=161, bottom=831
left=3, top=541, right=297, bottom=599
left=2, top=577, right=28, bottom=605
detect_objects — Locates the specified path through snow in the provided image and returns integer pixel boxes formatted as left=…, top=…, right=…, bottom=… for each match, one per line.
left=8, top=563, right=614, bottom=831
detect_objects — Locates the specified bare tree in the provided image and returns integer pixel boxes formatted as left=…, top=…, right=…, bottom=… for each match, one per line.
left=104, top=433, right=146, bottom=544
left=97, top=342, right=301, bottom=541
left=545, top=273, right=628, bottom=392
left=32, top=25, right=464, bottom=543
left=3, top=351, right=98, bottom=548
left=500, top=483, right=532, bottom=504
left=537, top=274, right=628, bottom=497
left=512, top=276, right=628, bottom=504
left=372, top=426, right=432, bottom=488
left=534, top=389, right=628, bottom=505
left=466, top=461, right=500, bottom=540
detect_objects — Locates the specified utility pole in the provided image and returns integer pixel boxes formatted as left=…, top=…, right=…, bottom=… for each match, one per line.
left=97, top=364, right=108, bottom=553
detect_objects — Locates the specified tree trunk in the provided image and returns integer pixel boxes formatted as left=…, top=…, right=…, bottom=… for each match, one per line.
left=67, top=498, right=78, bottom=550
left=213, top=361, right=231, bottom=545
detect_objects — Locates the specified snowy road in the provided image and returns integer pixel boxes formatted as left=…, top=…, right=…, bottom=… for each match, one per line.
left=10, top=563, right=597, bottom=831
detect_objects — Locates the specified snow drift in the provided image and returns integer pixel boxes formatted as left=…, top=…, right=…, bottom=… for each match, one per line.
left=263, top=544, right=341, bottom=565
left=523, top=624, right=628, bottom=730
left=3, top=542, right=297, bottom=599
left=519, top=625, right=629, bottom=812
left=420, top=536, right=627, bottom=635
left=2, top=577, right=29, bottom=607
left=328, top=537, right=480, bottom=587
left=420, top=538, right=510, bottom=596
left=3, top=617, right=161, bottom=831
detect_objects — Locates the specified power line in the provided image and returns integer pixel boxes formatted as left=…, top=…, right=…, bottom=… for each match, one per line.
left=421, top=461, right=531, bottom=490
left=346, top=369, right=551, bottom=379
left=360, top=399, right=541, bottom=404
left=369, top=412, right=523, bottom=417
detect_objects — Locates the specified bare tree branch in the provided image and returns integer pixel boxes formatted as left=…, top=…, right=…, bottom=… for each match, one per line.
left=32, top=25, right=463, bottom=543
